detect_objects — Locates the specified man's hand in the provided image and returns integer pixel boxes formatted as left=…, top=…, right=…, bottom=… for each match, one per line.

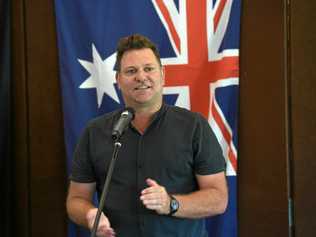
left=86, top=208, right=115, bottom=237
left=140, top=178, right=170, bottom=215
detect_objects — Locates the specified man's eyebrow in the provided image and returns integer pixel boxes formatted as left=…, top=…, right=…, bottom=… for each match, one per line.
left=123, top=63, right=156, bottom=69
left=123, top=65, right=137, bottom=69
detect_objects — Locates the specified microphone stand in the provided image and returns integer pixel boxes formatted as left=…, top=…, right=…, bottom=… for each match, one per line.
left=90, top=140, right=122, bottom=237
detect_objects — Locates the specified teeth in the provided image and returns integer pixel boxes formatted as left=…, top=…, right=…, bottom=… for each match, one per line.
left=136, top=85, right=150, bottom=90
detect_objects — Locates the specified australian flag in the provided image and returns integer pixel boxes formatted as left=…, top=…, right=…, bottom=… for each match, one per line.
left=54, top=0, right=240, bottom=236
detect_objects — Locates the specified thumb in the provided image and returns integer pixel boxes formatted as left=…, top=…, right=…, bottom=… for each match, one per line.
left=146, top=178, right=159, bottom=187
left=100, top=212, right=111, bottom=227
left=86, top=208, right=98, bottom=229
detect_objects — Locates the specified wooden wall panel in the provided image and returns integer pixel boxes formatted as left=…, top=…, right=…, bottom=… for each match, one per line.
left=290, top=1, right=316, bottom=236
left=12, top=0, right=67, bottom=236
left=12, top=0, right=30, bottom=236
left=238, top=0, right=290, bottom=236
left=24, top=1, right=67, bottom=236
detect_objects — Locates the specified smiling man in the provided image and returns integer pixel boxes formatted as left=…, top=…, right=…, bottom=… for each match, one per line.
left=115, top=38, right=165, bottom=133
left=66, top=34, right=228, bottom=237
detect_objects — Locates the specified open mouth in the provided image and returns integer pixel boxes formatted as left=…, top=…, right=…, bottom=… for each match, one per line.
left=135, top=85, right=151, bottom=90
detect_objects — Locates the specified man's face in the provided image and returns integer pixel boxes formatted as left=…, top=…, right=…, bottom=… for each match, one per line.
left=116, top=48, right=164, bottom=109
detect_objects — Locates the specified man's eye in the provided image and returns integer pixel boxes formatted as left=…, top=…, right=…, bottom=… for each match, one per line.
left=124, top=69, right=137, bottom=75
left=144, top=67, right=155, bottom=72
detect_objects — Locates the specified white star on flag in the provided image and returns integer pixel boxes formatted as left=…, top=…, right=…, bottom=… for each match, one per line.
left=78, top=44, right=120, bottom=108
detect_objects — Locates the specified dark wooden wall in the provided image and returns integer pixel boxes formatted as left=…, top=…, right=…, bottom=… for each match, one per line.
left=239, top=0, right=290, bottom=236
left=290, top=1, right=316, bottom=235
left=12, top=0, right=67, bottom=236
left=11, top=0, right=316, bottom=237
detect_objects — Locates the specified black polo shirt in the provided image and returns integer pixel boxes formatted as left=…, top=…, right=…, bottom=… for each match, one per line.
left=71, top=104, right=226, bottom=237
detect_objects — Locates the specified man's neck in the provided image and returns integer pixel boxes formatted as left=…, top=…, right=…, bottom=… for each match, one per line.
left=131, top=102, right=162, bottom=134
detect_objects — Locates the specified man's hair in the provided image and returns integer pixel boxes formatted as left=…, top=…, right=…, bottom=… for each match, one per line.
left=115, top=34, right=162, bottom=71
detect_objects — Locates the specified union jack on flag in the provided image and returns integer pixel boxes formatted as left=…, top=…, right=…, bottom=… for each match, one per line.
left=54, top=0, right=240, bottom=236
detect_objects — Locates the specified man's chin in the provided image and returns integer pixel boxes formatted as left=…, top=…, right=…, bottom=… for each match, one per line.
left=133, top=99, right=162, bottom=109
left=133, top=95, right=153, bottom=104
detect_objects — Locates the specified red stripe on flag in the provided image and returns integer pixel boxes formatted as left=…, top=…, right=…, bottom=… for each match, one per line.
left=228, top=146, right=237, bottom=171
left=212, top=100, right=237, bottom=171
left=214, top=0, right=227, bottom=32
left=156, top=0, right=181, bottom=53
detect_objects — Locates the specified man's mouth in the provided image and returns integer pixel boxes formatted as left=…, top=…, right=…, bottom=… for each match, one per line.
left=135, top=85, right=151, bottom=90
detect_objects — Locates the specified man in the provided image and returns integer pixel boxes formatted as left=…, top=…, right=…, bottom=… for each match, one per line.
left=67, top=34, right=228, bottom=237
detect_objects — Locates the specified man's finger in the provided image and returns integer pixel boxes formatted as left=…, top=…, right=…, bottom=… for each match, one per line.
left=146, top=178, right=159, bottom=186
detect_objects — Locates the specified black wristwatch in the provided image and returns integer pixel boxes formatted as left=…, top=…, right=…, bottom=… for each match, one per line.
left=168, top=194, right=179, bottom=216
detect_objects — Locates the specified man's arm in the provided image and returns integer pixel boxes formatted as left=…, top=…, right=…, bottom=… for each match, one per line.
left=66, top=181, right=96, bottom=227
left=173, top=171, right=228, bottom=218
left=140, top=171, right=228, bottom=218
left=67, top=181, right=115, bottom=237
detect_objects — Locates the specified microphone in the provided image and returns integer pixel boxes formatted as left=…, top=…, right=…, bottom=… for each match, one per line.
left=112, top=107, right=135, bottom=141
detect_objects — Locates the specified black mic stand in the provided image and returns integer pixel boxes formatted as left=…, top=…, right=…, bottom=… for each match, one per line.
left=90, top=140, right=122, bottom=237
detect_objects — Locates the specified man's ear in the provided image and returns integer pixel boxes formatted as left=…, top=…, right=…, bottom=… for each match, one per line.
left=161, top=66, right=165, bottom=85
left=115, top=72, right=121, bottom=89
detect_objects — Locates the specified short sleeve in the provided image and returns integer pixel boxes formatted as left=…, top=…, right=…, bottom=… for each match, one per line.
left=69, top=125, right=96, bottom=183
left=193, top=114, right=226, bottom=175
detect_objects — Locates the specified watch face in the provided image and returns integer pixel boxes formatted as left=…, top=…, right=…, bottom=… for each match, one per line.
left=170, top=197, right=179, bottom=213
left=171, top=199, right=178, bottom=210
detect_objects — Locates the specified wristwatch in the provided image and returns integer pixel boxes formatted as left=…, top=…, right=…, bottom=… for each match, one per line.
left=168, top=194, right=179, bottom=216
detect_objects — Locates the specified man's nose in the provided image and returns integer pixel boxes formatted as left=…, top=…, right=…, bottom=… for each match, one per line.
left=135, top=69, right=147, bottom=81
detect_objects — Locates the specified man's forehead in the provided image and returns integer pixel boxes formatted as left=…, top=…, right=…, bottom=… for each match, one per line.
left=122, top=48, right=155, bottom=58
left=121, top=49, right=159, bottom=66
